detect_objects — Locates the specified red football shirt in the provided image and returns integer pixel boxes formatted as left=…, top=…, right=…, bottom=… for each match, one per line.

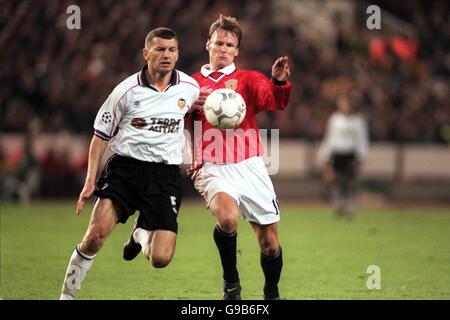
left=188, top=63, right=291, bottom=164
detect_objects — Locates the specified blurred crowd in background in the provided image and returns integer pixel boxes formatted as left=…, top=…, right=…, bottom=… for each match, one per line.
left=1, top=0, right=449, bottom=200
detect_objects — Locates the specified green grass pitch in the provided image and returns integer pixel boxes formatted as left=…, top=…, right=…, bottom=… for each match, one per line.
left=1, top=201, right=449, bottom=300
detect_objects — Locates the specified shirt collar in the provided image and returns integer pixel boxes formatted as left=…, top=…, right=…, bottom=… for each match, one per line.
left=200, top=63, right=236, bottom=77
left=138, top=65, right=179, bottom=90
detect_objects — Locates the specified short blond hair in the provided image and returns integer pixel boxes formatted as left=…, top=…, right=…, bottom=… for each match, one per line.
left=208, top=14, right=242, bottom=48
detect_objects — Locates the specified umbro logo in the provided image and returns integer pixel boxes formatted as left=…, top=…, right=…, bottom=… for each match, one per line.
left=133, top=100, right=141, bottom=107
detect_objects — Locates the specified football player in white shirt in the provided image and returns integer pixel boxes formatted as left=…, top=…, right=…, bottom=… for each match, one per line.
left=60, top=28, right=200, bottom=300
left=318, top=93, right=369, bottom=218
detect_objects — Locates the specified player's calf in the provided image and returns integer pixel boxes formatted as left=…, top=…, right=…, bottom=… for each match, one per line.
left=260, top=246, right=283, bottom=300
left=80, top=232, right=108, bottom=256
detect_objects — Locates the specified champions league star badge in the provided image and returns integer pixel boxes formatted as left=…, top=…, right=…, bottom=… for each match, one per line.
left=178, top=98, right=186, bottom=109
left=101, top=112, right=112, bottom=123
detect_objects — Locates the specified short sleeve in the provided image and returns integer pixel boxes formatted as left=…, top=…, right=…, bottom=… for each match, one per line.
left=93, top=87, right=129, bottom=141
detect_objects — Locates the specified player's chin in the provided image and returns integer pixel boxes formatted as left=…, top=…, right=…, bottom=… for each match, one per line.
left=157, top=65, right=174, bottom=73
left=214, top=59, right=230, bottom=68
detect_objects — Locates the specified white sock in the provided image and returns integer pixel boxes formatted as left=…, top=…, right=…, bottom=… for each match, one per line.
left=133, top=228, right=150, bottom=255
left=60, top=245, right=95, bottom=300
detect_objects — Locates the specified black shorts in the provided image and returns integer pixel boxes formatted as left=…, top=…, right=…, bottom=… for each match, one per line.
left=94, top=154, right=181, bottom=233
left=331, top=153, right=356, bottom=178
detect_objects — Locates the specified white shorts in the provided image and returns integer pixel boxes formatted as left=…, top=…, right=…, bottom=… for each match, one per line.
left=194, top=156, right=280, bottom=225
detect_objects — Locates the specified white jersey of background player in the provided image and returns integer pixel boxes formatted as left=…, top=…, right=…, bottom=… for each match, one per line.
left=318, top=98, right=368, bottom=162
left=318, top=94, right=369, bottom=217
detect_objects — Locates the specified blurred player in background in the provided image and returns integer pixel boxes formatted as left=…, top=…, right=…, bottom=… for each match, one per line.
left=317, top=93, right=369, bottom=218
left=186, top=15, right=291, bottom=300
left=59, top=28, right=199, bottom=300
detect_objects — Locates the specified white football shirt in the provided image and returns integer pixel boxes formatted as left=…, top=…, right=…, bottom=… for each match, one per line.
left=93, top=66, right=200, bottom=165
left=318, top=111, right=369, bottom=162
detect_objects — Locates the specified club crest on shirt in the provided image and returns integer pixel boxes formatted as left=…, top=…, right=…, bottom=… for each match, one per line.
left=178, top=98, right=186, bottom=109
left=225, top=79, right=238, bottom=90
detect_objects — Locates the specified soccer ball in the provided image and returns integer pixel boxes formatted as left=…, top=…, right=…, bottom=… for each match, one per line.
left=204, top=88, right=246, bottom=130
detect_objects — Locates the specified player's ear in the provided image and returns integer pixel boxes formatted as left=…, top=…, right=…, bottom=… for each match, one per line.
left=142, top=47, right=148, bottom=60
left=205, top=40, right=210, bottom=51
left=234, top=48, right=239, bottom=57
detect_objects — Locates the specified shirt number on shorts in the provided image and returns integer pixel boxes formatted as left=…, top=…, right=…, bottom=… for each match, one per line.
left=272, top=198, right=280, bottom=215
left=170, top=196, right=178, bottom=215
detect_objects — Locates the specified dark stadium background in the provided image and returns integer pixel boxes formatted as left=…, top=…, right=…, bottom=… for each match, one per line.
left=1, top=0, right=449, bottom=302
left=1, top=0, right=449, bottom=203
left=1, top=0, right=449, bottom=202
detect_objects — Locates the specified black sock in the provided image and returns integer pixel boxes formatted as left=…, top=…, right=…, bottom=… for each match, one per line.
left=213, top=225, right=239, bottom=283
left=261, top=246, right=283, bottom=297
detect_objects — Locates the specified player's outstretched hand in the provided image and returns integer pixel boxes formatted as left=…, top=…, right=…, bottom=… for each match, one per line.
left=272, top=56, right=290, bottom=82
left=76, top=180, right=95, bottom=215
left=190, top=90, right=209, bottom=112
left=186, top=162, right=203, bottom=181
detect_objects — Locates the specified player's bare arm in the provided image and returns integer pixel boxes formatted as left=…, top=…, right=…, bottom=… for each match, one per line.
left=76, top=135, right=108, bottom=215
left=186, top=89, right=210, bottom=180
left=271, top=56, right=290, bottom=81
left=185, top=113, right=203, bottom=180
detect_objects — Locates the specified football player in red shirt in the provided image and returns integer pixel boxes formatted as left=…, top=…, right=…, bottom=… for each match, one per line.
left=186, top=15, right=291, bottom=300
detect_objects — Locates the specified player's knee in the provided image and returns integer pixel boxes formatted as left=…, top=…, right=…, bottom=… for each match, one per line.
left=211, top=195, right=239, bottom=233
left=261, top=245, right=279, bottom=257
left=259, top=239, right=279, bottom=257
left=150, top=254, right=172, bottom=268
left=215, top=207, right=239, bottom=232
left=217, top=215, right=238, bottom=234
